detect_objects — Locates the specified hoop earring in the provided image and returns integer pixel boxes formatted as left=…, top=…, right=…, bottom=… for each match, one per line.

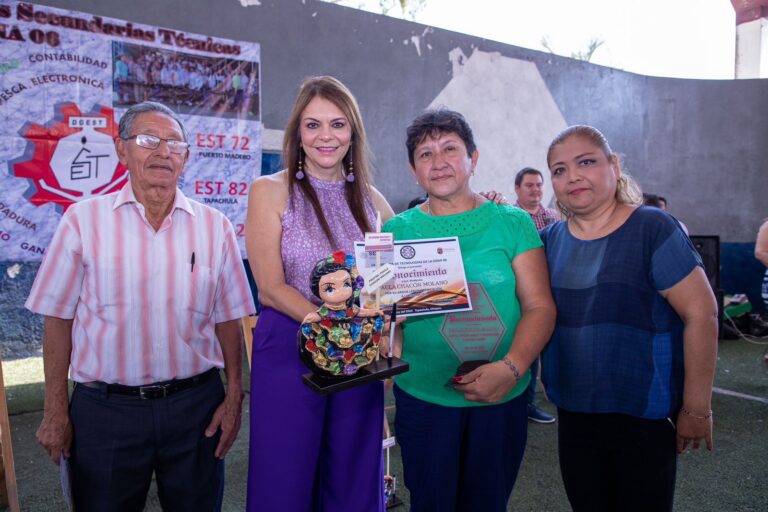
left=296, top=146, right=305, bottom=180
left=345, top=152, right=355, bottom=183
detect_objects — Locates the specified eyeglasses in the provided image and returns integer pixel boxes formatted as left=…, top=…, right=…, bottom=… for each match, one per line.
left=123, top=133, right=190, bottom=154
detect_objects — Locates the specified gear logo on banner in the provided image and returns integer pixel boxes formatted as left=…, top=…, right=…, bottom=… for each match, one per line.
left=11, top=103, right=127, bottom=210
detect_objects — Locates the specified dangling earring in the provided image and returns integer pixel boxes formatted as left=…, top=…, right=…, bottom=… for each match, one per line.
left=345, top=151, right=355, bottom=183
left=296, top=146, right=305, bottom=180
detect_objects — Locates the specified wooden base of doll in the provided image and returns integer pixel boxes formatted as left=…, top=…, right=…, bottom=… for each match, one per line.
left=301, top=357, right=410, bottom=396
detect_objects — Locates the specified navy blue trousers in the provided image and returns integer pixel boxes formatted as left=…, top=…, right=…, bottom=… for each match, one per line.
left=69, top=371, right=225, bottom=512
left=394, top=385, right=527, bottom=512
left=558, top=408, right=677, bottom=512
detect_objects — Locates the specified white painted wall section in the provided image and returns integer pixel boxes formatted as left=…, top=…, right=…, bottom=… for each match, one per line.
left=428, top=49, right=567, bottom=207
left=735, top=17, right=768, bottom=78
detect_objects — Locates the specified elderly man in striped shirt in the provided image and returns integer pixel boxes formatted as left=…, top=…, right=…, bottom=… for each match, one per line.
left=26, top=101, right=255, bottom=511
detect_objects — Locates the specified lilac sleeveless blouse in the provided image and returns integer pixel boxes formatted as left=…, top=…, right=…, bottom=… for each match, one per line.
left=281, top=174, right=376, bottom=304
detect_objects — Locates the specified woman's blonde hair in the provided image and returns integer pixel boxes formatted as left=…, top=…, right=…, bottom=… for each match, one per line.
left=546, top=125, right=642, bottom=217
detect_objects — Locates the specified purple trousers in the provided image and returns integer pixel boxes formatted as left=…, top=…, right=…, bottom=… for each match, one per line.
left=246, top=307, right=385, bottom=512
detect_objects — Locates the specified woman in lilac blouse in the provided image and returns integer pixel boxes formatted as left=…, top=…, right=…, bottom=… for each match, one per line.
left=244, top=76, right=394, bottom=511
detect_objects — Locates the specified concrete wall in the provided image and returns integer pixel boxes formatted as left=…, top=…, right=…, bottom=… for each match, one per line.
left=2, top=0, right=766, bottom=356
left=26, top=0, right=766, bottom=238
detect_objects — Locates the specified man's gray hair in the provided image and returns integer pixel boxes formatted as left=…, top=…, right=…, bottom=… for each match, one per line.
left=118, top=101, right=187, bottom=141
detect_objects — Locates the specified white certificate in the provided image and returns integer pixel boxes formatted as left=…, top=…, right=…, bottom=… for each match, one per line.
left=354, top=237, right=472, bottom=317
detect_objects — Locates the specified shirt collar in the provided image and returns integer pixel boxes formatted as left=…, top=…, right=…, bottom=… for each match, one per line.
left=112, top=183, right=195, bottom=216
left=515, top=200, right=541, bottom=215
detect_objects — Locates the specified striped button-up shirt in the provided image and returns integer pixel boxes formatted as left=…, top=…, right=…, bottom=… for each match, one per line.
left=26, top=184, right=255, bottom=386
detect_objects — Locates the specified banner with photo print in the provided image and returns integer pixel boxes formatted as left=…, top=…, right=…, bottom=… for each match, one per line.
left=0, top=1, right=261, bottom=260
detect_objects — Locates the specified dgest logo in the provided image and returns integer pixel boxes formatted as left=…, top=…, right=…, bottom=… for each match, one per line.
left=11, top=103, right=127, bottom=210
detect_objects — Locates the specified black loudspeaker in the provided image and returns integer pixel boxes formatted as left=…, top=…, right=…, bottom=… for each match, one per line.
left=689, top=236, right=720, bottom=291
left=689, top=235, right=723, bottom=335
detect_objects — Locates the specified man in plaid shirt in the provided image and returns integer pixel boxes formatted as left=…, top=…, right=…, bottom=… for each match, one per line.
left=515, top=167, right=559, bottom=230
left=514, top=167, right=559, bottom=424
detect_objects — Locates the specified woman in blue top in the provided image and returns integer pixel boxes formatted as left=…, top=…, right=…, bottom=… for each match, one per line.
left=540, top=125, right=718, bottom=512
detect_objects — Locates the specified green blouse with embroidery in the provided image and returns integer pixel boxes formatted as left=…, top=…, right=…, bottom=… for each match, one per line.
left=383, top=201, right=542, bottom=407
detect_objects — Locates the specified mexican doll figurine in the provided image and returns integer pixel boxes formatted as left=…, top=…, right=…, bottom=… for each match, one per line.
left=298, top=250, right=385, bottom=377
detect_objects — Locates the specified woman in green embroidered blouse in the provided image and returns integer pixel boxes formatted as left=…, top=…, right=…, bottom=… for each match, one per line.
left=383, top=109, right=556, bottom=511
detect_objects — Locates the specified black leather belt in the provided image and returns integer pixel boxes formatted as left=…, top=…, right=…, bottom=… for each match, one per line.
left=79, top=368, right=218, bottom=399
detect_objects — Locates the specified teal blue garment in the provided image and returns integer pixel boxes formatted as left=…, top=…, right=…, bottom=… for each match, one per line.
left=540, top=207, right=702, bottom=419
left=383, top=202, right=542, bottom=407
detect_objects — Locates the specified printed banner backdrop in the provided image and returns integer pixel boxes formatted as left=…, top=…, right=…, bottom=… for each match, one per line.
left=0, top=1, right=261, bottom=260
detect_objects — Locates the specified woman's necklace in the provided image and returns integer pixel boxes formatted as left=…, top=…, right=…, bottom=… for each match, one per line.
left=426, top=193, right=477, bottom=216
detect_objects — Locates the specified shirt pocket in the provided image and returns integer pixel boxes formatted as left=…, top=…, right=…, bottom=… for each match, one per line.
left=183, top=264, right=217, bottom=316
left=95, top=258, right=125, bottom=309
